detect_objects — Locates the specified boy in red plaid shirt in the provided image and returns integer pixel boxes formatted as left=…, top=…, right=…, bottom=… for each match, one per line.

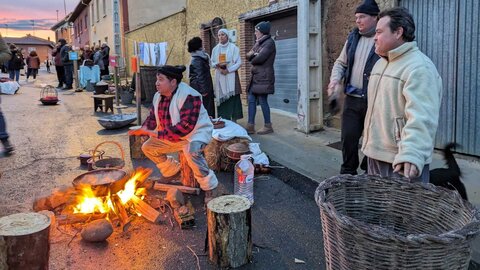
left=129, top=65, right=218, bottom=204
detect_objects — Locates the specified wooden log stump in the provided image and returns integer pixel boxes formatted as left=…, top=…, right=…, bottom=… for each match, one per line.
left=0, top=212, right=51, bottom=269
left=179, top=151, right=199, bottom=188
left=207, top=195, right=252, bottom=268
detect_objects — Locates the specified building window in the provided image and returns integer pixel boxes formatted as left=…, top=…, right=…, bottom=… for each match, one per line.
left=91, top=4, right=94, bottom=25
left=96, top=0, right=100, bottom=22
left=103, top=0, right=107, bottom=16
left=79, top=20, right=83, bottom=34
left=85, top=15, right=88, bottom=30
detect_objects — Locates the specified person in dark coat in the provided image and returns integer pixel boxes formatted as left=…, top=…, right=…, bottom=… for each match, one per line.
left=188, top=37, right=215, bottom=117
left=246, top=21, right=276, bottom=135
left=52, top=39, right=66, bottom=88
left=60, top=43, right=73, bottom=90
left=7, top=44, right=24, bottom=83
left=101, top=43, right=110, bottom=76
left=0, top=34, right=13, bottom=155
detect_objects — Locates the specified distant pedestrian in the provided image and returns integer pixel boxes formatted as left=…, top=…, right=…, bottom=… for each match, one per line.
left=0, top=34, right=13, bottom=155
left=7, top=44, right=24, bottom=83
left=26, top=50, right=40, bottom=82
left=101, top=42, right=110, bottom=76
left=52, top=39, right=66, bottom=88
left=211, top=29, right=243, bottom=122
left=245, top=21, right=276, bottom=135
left=362, top=7, right=442, bottom=182
left=188, top=37, right=215, bottom=118
left=45, top=58, right=51, bottom=73
left=60, top=43, right=74, bottom=90
left=93, top=45, right=105, bottom=73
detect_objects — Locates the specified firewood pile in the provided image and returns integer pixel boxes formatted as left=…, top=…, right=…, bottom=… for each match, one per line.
left=32, top=167, right=200, bottom=242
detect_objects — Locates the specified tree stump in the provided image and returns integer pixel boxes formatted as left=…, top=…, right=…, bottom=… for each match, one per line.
left=0, top=212, right=51, bottom=269
left=179, top=151, right=199, bottom=188
left=207, top=195, right=252, bottom=268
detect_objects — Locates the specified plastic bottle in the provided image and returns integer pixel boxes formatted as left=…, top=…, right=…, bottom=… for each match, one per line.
left=234, top=154, right=255, bottom=204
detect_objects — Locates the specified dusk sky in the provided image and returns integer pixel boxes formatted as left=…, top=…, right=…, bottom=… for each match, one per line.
left=0, top=0, right=77, bottom=41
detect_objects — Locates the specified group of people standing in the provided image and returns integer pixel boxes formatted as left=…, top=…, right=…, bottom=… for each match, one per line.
left=4, top=44, right=41, bottom=83
left=328, top=0, right=442, bottom=182
left=52, top=40, right=110, bottom=90
left=187, top=21, right=276, bottom=135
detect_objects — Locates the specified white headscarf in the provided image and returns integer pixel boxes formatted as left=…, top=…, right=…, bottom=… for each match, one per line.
left=211, top=29, right=242, bottom=104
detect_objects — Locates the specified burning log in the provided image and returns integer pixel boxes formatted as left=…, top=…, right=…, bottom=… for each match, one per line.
left=131, top=194, right=161, bottom=223
left=111, top=195, right=132, bottom=232
left=207, top=195, right=252, bottom=268
left=153, top=183, right=200, bottom=195
left=33, top=186, right=76, bottom=211
left=166, top=188, right=185, bottom=208
left=0, top=212, right=51, bottom=269
left=57, top=213, right=107, bottom=225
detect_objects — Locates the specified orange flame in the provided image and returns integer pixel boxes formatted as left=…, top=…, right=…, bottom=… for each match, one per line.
left=73, top=167, right=152, bottom=214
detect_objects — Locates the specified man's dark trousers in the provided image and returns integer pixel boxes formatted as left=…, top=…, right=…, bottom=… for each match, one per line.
left=340, top=95, right=368, bottom=175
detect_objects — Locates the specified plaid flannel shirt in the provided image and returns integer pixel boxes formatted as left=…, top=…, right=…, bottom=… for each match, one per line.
left=142, top=90, right=202, bottom=142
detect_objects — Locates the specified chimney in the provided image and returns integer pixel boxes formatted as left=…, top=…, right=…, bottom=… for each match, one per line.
left=48, top=37, right=50, bottom=41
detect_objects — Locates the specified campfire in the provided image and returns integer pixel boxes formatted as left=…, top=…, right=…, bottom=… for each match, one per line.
left=67, top=167, right=159, bottom=231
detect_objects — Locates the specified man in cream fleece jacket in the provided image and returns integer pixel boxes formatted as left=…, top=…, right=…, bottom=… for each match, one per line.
left=362, top=7, right=442, bottom=182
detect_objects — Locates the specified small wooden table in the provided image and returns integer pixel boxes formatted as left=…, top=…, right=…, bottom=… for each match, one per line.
left=92, top=94, right=115, bottom=113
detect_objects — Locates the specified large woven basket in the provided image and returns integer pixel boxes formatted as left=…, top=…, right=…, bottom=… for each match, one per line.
left=315, top=174, right=480, bottom=270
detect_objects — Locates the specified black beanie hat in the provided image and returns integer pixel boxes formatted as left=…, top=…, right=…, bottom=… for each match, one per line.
left=58, top=39, right=67, bottom=45
left=187, top=37, right=203, bottom=53
left=157, top=65, right=186, bottom=82
left=255, top=21, right=271, bottom=35
left=355, top=0, right=380, bottom=16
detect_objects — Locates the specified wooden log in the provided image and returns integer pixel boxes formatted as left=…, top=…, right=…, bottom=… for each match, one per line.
left=179, top=151, right=199, bottom=188
left=173, top=201, right=195, bottom=229
left=165, top=188, right=185, bottom=208
left=111, top=195, right=132, bottom=232
left=207, top=195, right=252, bottom=268
left=153, top=182, right=200, bottom=195
left=0, top=212, right=51, bottom=269
left=57, top=213, right=107, bottom=225
left=128, top=127, right=148, bottom=159
left=130, top=194, right=160, bottom=223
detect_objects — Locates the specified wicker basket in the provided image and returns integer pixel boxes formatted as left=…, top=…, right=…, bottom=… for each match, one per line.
left=204, top=138, right=250, bottom=172
left=315, top=174, right=480, bottom=270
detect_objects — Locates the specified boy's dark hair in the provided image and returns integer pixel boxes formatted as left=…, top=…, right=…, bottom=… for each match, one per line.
left=187, top=37, right=203, bottom=53
left=378, top=7, right=416, bottom=42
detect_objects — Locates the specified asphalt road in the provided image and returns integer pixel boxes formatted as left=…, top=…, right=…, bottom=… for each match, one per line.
left=0, top=70, right=325, bottom=270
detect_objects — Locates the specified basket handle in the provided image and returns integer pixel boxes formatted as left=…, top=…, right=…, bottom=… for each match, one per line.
left=91, top=141, right=125, bottom=164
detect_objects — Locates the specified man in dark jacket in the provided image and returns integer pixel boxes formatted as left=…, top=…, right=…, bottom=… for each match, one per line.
left=0, top=34, right=13, bottom=155
left=188, top=37, right=215, bottom=117
left=101, top=43, right=110, bottom=76
left=327, top=0, right=381, bottom=175
left=52, top=39, right=66, bottom=88
left=246, top=21, right=276, bottom=135
left=60, top=42, right=73, bottom=90
left=7, top=44, right=24, bottom=83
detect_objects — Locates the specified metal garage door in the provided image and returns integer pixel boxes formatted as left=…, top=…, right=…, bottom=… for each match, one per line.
left=399, top=0, right=480, bottom=156
left=270, top=38, right=298, bottom=114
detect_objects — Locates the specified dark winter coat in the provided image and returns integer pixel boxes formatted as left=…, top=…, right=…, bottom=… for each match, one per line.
left=189, top=52, right=214, bottom=96
left=26, top=56, right=40, bottom=69
left=246, top=35, right=276, bottom=95
left=52, top=45, right=64, bottom=66
left=7, top=49, right=24, bottom=70
left=101, top=45, right=110, bottom=67
left=60, top=45, right=73, bottom=66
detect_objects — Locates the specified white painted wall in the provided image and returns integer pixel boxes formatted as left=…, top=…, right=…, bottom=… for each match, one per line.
left=88, top=0, right=115, bottom=49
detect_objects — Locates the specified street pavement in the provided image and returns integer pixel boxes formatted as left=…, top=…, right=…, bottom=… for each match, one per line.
left=0, top=69, right=325, bottom=269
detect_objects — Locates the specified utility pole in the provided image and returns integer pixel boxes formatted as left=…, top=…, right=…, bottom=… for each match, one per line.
left=64, top=0, right=67, bottom=16
left=56, top=10, right=59, bottom=21
left=32, top=20, right=35, bottom=36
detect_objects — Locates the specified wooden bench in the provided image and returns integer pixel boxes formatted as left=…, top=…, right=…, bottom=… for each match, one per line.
left=92, top=94, right=115, bottom=113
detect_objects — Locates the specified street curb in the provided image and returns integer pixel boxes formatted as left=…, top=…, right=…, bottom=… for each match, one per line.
left=269, top=158, right=480, bottom=270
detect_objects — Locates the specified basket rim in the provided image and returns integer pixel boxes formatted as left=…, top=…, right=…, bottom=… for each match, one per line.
left=315, top=174, right=480, bottom=244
